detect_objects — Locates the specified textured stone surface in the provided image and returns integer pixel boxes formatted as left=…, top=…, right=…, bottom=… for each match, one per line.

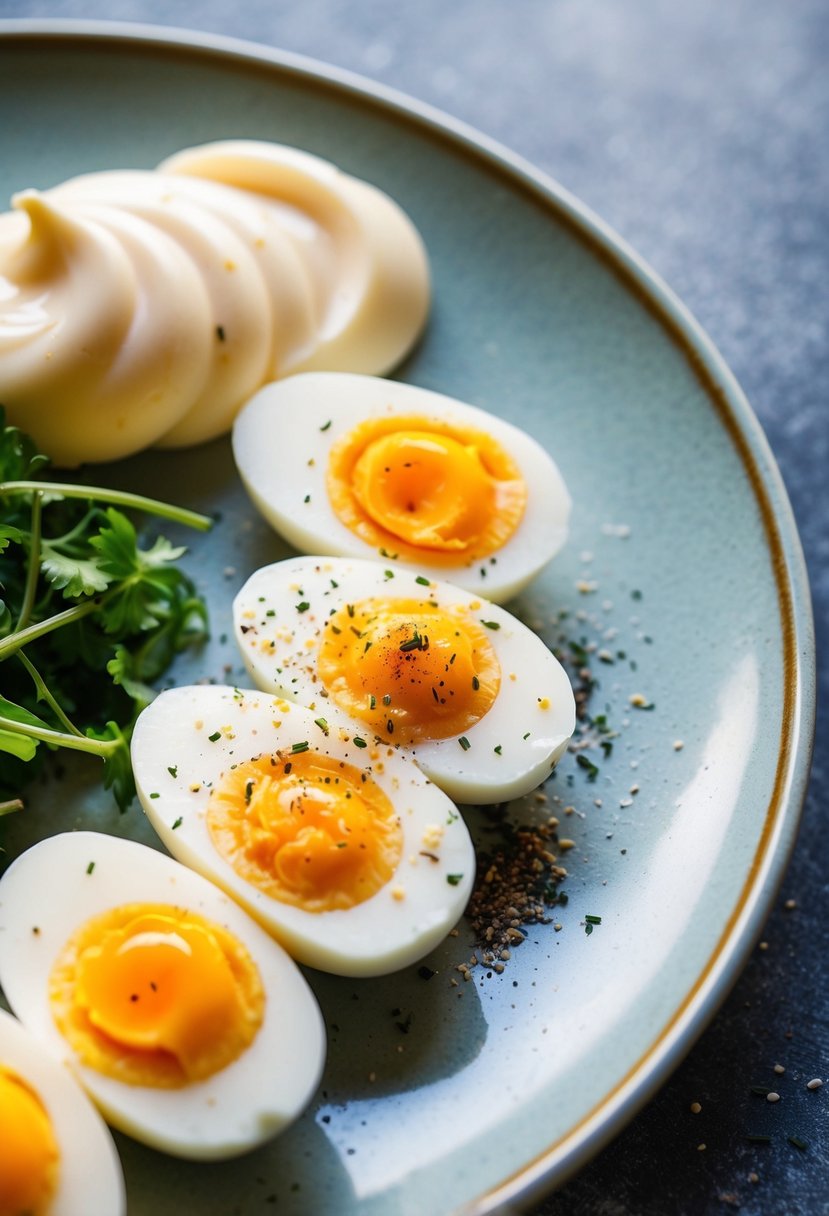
left=1, top=1, right=826, bottom=1211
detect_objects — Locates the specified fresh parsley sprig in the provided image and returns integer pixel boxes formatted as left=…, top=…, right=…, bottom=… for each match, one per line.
left=0, top=412, right=211, bottom=811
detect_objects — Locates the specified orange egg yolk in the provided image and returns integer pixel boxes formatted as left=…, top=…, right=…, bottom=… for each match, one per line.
left=327, top=414, right=527, bottom=564
left=317, top=596, right=500, bottom=743
left=49, top=905, right=265, bottom=1088
left=207, top=751, right=403, bottom=913
left=0, top=1067, right=59, bottom=1216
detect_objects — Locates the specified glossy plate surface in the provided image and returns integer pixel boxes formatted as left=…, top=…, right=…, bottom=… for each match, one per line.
left=0, top=21, right=815, bottom=1215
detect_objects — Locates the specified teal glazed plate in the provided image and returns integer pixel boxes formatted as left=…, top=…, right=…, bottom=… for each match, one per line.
left=0, top=21, right=815, bottom=1215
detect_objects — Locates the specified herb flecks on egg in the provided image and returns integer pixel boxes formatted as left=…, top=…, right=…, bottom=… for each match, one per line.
left=232, top=557, right=576, bottom=805
left=131, top=686, right=475, bottom=978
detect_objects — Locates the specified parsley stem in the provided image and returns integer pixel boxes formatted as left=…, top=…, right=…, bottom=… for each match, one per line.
left=0, top=714, right=121, bottom=759
left=16, top=651, right=84, bottom=737
left=0, top=481, right=213, bottom=532
left=0, top=600, right=99, bottom=662
left=15, top=490, right=42, bottom=631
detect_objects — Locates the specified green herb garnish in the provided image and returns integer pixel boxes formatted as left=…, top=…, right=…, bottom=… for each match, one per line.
left=0, top=413, right=211, bottom=813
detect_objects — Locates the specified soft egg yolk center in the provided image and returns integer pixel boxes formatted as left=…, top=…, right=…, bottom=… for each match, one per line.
left=0, top=1067, right=59, bottom=1216
left=351, top=430, right=494, bottom=551
left=49, top=905, right=265, bottom=1088
left=327, top=414, right=527, bottom=564
left=317, top=596, right=500, bottom=742
left=207, top=751, right=403, bottom=913
left=74, top=914, right=246, bottom=1077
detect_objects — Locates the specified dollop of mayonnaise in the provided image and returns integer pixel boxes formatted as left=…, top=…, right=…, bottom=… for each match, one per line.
left=0, top=141, right=430, bottom=465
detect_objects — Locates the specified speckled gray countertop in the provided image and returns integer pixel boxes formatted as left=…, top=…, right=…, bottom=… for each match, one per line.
left=1, top=1, right=826, bottom=1212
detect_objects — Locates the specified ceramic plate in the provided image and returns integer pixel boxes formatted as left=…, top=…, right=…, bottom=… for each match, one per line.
left=0, top=21, right=815, bottom=1215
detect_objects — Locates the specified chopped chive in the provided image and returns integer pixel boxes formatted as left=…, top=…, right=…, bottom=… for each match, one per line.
left=296, top=601, right=310, bottom=613
left=788, top=1136, right=808, bottom=1150
left=245, top=780, right=254, bottom=804
left=149, top=792, right=160, bottom=800
left=415, top=575, right=431, bottom=586
left=208, top=730, right=221, bottom=742
left=379, top=547, right=398, bottom=559
left=320, top=419, right=332, bottom=432
left=481, top=619, right=501, bottom=630
left=494, top=744, right=502, bottom=754
left=446, top=874, right=463, bottom=886
left=523, top=731, right=531, bottom=740
left=458, top=736, right=471, bottom=751
left=314, top=718, right=330, bottom=735
left=576, top=754, right=599, bottom=781
left=745, top=1134, right=772, bottom=1143
left=347, top=604, right=355, bottom=617
left=384, top=569, right=394, bottom=580
left=353, top=736, right=367, bottom=749
left=369, top=695, right=376, bottom=709
left=399, top=630, right=423, bottom=652
left=86, top=861, right=95, bottom=875
left=172, top=816, right=183, bottom=830
left=291, top=741, right=310, bottom=754
left=167, top=765, right=178, bottom=778
left=330, top=578, right=339, bottom=588
left=585, top=914, right=602, bottom=924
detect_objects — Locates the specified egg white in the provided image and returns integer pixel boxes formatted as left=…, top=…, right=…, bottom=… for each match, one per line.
left=131, top=685, right=475, bottom=978
left=0, top=832, right=325, bottom=1161
left=233, top=556, right=575, bottom=804
left=232, top=371, right=571, bottom=602
left=0, top=1008, right=126, bottom=1216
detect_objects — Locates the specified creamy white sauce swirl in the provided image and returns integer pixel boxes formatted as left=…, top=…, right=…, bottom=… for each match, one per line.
left=0, top=141, right=430, bottom=465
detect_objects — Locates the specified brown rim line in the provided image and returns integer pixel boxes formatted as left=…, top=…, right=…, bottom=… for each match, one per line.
left=0, top=21, right=818, bottom=1214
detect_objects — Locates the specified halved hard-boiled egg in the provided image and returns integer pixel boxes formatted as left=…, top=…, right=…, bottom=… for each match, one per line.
left=0, top=832, right=325, bottom=1160
left=232, top=372, right=571, bottom=601
left=233, top=557, right=575, bottom=803
left=0, top=1007, right=125, bottom=1216
left=131, top=685, right=475, bottom=977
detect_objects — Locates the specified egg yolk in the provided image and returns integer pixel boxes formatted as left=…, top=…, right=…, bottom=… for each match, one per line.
left=49, top=904, right=265, bottom=1087
left=0, top=1067, right=59, bottom=1216
left=207, top=751, right=403, bottom=913
left=317, top=596, right=500, bottom=743
left=327, top=414, right=527, bottom=564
